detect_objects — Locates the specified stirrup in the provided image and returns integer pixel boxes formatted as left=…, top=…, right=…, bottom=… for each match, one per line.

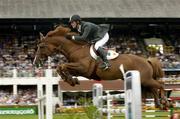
left=99, top=62, right=110, bottom=70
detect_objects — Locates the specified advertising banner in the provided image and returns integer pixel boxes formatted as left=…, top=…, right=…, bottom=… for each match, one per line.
left=0, top=107, right=37, bottom=115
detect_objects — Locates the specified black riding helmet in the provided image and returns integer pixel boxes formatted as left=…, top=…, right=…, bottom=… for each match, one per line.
left=69, top=14, right=81, bottom=23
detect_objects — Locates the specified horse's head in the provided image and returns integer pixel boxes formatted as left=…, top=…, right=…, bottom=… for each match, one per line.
left=33, top=25, right=85, bottom=66
left=33, top=33, right=58, bottom=66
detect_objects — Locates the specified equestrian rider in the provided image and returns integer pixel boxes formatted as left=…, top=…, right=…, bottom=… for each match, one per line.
left=66, top=14, right=110, bottom=70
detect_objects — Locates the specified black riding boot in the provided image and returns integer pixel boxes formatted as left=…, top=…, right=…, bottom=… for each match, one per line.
left=97, top=47, right=110, bottom=70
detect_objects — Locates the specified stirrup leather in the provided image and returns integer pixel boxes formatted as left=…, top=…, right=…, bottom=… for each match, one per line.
left=99, top=62, right=110, bottom=70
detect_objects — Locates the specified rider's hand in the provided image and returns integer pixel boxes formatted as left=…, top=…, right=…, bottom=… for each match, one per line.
left=65, top=34, right=72, bottom=40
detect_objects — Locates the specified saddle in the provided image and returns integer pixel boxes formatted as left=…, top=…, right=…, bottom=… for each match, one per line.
left=90, top=45, right=119, bottom=60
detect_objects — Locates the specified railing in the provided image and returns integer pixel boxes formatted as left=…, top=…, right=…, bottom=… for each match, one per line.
left=0, top=69, right=58, bottom=78
left=0, top=68, right=179, bottom=81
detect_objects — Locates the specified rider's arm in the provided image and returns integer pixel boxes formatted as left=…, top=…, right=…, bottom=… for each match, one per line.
left=73, top=25, right=91, bottom=41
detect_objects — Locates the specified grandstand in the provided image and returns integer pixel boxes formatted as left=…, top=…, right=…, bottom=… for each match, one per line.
left=0, top=0, right=180, bottom=117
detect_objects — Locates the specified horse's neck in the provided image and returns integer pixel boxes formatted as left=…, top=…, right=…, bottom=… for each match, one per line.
left=50, top=37, right=86, bottom=60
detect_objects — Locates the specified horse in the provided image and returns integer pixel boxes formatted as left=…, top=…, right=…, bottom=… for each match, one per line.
left=33, top=25, right=166, bottom=108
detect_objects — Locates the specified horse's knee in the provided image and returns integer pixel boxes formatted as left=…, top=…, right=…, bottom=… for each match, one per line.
left=60, top=64, right=67, bottom=70
left=56, top=66, right=60, bottom=73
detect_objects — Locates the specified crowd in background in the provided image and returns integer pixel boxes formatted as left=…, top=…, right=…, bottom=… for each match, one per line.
left=0, top=34, right=179, bottom=77
left=0, top=88, right=36, bottom=105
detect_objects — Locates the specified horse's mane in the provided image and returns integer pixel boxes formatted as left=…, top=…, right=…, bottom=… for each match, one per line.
left=44, top=25, right=88, bottom=45
left=46, top=25, right=72, bottom=37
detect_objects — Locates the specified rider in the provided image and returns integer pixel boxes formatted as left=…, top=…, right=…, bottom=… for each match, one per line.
left=66, top=14, right=110, bottom=70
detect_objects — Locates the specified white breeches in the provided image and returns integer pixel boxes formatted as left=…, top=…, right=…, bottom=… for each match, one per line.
left=94, top=33, right=109, bottom=50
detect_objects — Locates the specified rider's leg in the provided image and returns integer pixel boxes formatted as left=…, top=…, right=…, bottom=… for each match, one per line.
left=94, top=33, right=110, bottom=70
left=96, top=47, right=110, bottom=69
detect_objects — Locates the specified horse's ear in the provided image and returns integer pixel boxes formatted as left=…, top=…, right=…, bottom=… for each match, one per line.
left=39, top=32, right=45, bottom=40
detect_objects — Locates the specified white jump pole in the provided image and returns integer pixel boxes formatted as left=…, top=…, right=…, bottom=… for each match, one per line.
left=45, top=68, right=53, bottom=119
left=125, top=70, right=142, bottom=119
left=37, top=70, right=53, bottom=119
left=92, top=83, right=103, bottom=119
left=37, top=82, right=44, bottom=119
left=37, top=57, right=53, bottom=119
left=93, top=70, right=142, bottom=119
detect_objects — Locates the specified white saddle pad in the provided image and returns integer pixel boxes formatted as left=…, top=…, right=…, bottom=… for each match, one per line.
left=90, top=45, right=119, bottom=60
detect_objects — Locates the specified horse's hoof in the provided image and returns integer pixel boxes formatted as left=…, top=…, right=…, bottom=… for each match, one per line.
left=69, top=80, right=75, bottom=86
left=70, top=83, right=75, bottom=86
left=70, top=78, right=77, bottom=86
left=75, top=78, right=80, bottom=85
left=63, top=79, right=76, bottom=87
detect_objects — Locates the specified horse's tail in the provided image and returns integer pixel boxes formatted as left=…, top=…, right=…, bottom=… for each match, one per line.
left=147, top=57, right=164, bottom=80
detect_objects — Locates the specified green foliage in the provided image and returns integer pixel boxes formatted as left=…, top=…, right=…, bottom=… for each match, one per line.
left=60, top=114, right=82, bottom=119
left=77, top=97, right=92, bottom=106
left=84, top=105, right=102, bottom=119
left=0, top=114, right=89, bottom=119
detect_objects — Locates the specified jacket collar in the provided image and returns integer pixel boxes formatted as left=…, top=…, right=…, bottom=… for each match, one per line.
left=78, top=21, right=85, bottom=33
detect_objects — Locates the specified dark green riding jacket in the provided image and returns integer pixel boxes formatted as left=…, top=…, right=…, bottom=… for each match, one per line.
left=74, top=21, right=109, bottom=42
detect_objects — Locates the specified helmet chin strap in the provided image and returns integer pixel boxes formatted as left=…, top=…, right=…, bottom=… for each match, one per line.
left=76, top=22, right=80, bottom=29
left=77, top=24, right=81, bottom=32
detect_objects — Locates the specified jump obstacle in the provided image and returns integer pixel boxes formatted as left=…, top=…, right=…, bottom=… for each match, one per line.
left=37, top=69, right=53, bottom=119
left=93, top=70, right=142, bottom=119
left=143, top=109, right=172, bottom=118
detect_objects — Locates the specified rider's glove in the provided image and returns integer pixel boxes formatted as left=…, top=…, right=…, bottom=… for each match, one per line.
left=65, top=34, right=73, bottom=40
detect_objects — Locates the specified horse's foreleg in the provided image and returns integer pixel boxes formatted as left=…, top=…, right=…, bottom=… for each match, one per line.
left=56, top=65, right=68, bottom=81
left=56, top=64, right=77, bottom=86
left=62, top=62, right=87, bottom=85
left=56, top=63, right=84, bottom=86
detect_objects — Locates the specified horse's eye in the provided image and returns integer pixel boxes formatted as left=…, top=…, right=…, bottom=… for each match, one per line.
left=39, top=43, right=46, bottom=48
left=39, top=45, right=45, bottom=48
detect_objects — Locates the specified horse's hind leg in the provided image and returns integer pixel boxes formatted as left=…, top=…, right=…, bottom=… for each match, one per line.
left=150, top=88, right=161, bottom=108
left=157, top=80, right=166, bottom=98
left=142, top=79, right=164, bottom=95
left=142, top=79, right=165, bottom=108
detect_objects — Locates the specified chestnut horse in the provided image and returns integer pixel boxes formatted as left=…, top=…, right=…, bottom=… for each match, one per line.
left=33, top=26, right=165, bottom=108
